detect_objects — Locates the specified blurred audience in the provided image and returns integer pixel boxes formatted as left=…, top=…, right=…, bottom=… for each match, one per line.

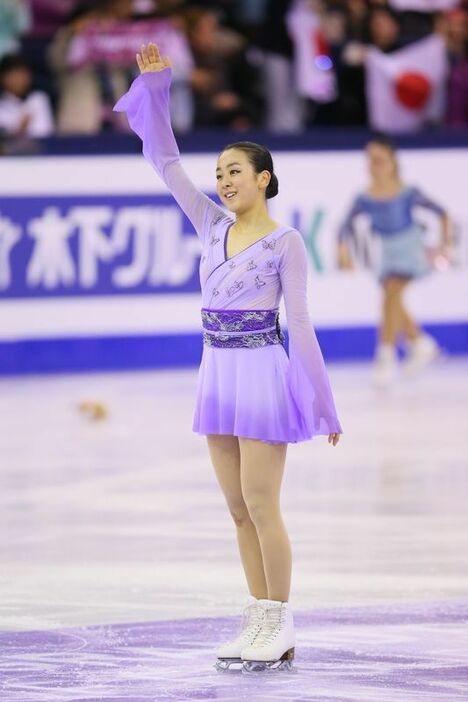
left=369, top=6, right=402, bottom=51
left=0, top=0, right=467, bottom=137
left=255, top=0, right=304, bottom=133
left=181, top=5, right=261, bottom=128
left=48, top=0, right=137, bottom=133
left=324, top=0, right=368, bottom=125
left=0, top=0, right=31, bottom=59
left=441, top=8, right=468, bottom=124
left=0, top=53, right=54, bottom=137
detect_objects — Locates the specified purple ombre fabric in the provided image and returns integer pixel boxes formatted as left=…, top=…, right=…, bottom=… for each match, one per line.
left=114, top=69, right=342, bottom=443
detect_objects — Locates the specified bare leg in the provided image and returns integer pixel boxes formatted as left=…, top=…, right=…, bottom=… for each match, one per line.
left=382, top=277, right=422, bottom=344
left=380, top=276, right=405, bottom=346
left=207, top=434, right=268, bottom=599
left=400, top=305, right=421, bottom=342
left=239, top=439, right=291, bottom=602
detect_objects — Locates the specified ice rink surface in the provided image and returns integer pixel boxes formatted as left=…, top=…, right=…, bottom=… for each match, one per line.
left=1, top=360, right=468, bottom=701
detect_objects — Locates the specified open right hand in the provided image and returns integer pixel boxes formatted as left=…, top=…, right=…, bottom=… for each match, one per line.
left=136, top=42, right=171, bottom=74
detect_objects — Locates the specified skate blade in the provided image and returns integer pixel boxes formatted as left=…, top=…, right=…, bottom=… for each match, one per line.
left=215, top=657, right=243, bottom=673
left=242, top=648, right=296, bottom=675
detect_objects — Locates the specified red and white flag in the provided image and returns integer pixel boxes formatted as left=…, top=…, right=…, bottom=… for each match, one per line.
left=366, top=35, right=448, bottom=133
left=286, top=0, right=337, bottom=103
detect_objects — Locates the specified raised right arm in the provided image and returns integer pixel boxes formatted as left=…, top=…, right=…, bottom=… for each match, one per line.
left=113, top=55, right=228, bottom=242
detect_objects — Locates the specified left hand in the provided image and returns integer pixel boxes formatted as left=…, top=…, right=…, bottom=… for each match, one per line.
left=328, top=433, right=340, bottom=446
left=428, top=246, right=452, bottom=271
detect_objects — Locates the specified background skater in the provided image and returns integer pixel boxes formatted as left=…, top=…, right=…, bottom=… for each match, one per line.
left=338, top=134, right=452, bottom=388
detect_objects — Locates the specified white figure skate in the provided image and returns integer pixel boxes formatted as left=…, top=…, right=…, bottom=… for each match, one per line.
left=372, top=343, right=397, bottom=388
left=215, top=596, right=264, bottom=672
left=402, top=334, right=440, bottom=375
left=241, top=599, right=295, bottom=674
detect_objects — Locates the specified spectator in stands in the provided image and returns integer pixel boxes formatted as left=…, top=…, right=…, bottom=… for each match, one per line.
left=254, top=0, right=304, bottom=132
left=0, top=53, right=54, bottom=137
left=368, top=6, right=402, bottom=52
left=0, top=0, right=31, bottom=59
left=323, top=1, right=369, bottom=125
left=346, top=0, right=369, bottom=41
left=48, top=0, right=135, bottom=133
left=182, top=5, right=261, bottom=129
left=442, top=8, right=468, bottom=124
left=1, top=0, right=465, bottom=136
left=437, top=6, right=468, bottom=62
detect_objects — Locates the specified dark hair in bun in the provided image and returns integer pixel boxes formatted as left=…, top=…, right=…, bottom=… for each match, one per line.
left=223, top=141, right=279, bottom=199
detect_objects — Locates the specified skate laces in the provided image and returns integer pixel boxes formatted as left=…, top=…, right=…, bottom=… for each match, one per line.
left=253, top=606, right=284, bottom=647
left=239, top=603, right=263, bottom=640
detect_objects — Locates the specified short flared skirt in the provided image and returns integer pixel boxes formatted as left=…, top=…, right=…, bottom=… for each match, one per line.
left=192, top=344, right=308, bottom=444
left=377, top=224, right=431, bottom=282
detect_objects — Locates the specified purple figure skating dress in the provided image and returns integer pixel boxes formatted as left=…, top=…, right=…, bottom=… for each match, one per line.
left=114, top=69, right=342, bottom=443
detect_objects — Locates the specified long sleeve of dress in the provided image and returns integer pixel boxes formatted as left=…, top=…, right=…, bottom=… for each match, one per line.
left=410, top=188, right=446, bottom=217
left=113, top=69, right=227, bottom=242
left=338, top=197, right=365, bottom=242
left=279, top=230, right=342, bottom=436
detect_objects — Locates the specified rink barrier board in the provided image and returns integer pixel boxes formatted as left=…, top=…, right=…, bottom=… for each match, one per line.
left=30, top=129, right=468, bottom=157
left=1, top=141, right=467, bottom=374
left=0, top=322, right=466, bottom=376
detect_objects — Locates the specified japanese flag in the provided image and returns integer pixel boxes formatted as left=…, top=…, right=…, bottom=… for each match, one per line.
left=366, top=35, right=448, bottom=133
left=286, top=0, right=337, bottom=103
left=389, top=0, right=459, bottom=10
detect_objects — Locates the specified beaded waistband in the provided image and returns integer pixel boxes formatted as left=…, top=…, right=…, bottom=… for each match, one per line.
left=201, top=309, right=284, bottom=349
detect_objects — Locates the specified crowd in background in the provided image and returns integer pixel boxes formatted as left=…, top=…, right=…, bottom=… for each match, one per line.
left=0, top=0, right=467, bottom=141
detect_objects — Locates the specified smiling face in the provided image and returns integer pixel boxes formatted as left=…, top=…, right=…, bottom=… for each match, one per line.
left=216, top=148, right=270, bottom=214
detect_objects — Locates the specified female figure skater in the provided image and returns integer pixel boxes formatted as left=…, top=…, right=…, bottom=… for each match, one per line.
left=338, top=134, right=451, bottom=388
left=114, top=43, right=342, bottom=673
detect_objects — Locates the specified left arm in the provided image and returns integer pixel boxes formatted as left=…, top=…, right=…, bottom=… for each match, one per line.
left=279, top=230, right=342, bottom=444
left=412, top=188, right=452, bottom=249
